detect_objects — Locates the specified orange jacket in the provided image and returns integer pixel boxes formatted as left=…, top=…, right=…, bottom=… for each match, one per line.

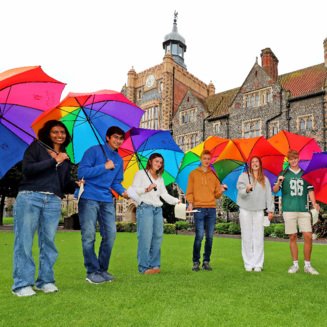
left=186, top=167, right=222, bottom=208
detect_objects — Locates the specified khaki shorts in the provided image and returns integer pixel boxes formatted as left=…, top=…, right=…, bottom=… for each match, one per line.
left=283, top=212, right=312, bottom=234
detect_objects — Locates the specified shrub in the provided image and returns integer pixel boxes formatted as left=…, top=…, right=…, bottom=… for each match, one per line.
left=222, top=195, right=239, bottom=212
left=116, top=222, right=136, bottom=232
left=228, top=222, right=241, bottom=235
left=272, top=223, right=286, bottom=238
left=264, top=225, right=274, bottom=237
left=215, top=223, right=230, bottom=234
left=164, top=223, right=176, bottom=234
left=175, top=221, right=192, bottom=231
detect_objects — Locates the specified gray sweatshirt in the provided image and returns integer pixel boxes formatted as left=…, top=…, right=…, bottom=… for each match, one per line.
left=236, top=173, right=274, bottom=212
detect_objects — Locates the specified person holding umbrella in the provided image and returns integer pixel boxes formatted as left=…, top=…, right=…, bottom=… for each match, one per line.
left=273, top=149, right=320, bottom=275
left=12, top=120, right=80, bottom=297
left=78, top=126, right=129, bottom=284
left=236, top=156, right=274, bottom=272
left=186, top=150, right=227, bottom=272
left=131, top=153, right=180, bottom=274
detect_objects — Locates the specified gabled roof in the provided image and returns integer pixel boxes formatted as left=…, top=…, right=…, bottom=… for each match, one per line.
left=278, top=63, right=327, bottom=98
left=205, top=87, right=240, bottom=118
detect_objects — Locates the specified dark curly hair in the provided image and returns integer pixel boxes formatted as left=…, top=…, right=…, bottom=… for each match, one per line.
left=37, top=120, right=71, bottom=151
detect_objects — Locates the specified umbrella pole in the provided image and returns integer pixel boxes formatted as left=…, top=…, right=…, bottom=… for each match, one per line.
left=0, top=115, right=58, bottom=154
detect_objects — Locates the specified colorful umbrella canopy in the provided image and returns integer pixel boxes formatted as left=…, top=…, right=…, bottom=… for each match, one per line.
left=118, top=127, right=184, bottom=189
left=268, top=130, right=321, bottom=170
left=175, top=136, right=229, bottom=193
left=0, top=66, right=65, bottom=177
left=213, top=136, right=285, bottom=202
left=32, top=90, right=144, bottom=163
left=302, top=152, right=327, bottom=204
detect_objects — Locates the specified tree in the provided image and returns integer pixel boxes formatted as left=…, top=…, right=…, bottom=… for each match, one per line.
left=0, top=162, right=22, bottom=225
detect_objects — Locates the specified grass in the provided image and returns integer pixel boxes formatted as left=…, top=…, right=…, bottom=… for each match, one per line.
left=0, top=231, right=327, bottom=327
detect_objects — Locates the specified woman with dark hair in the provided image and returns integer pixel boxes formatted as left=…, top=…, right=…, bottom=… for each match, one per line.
left=132, top=153, right=179, bottom=274
left=12, top=120, right=80, bottom=296
left=236, top=156, right=274, bottom=272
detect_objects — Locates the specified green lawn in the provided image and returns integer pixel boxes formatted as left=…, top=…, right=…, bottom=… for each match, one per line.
left=0, top=231, right=326, bottom=327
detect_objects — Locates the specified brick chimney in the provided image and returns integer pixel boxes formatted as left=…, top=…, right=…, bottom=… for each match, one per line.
left=324, top=38, right=327, bottom=68
left=260, top=48, right=279, bottom=82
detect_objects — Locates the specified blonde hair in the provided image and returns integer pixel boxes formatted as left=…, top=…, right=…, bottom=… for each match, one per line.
left=249, top=156, right=265, bottom=187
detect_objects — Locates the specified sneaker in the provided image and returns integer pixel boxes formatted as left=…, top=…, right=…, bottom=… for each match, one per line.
left=151, top=267, right=161, bottom=273
left=245, top=267, right=253, bottom=272
left=100, top=271, right=114, bottom=282
left=35, top=283, right=58, bottom=293
left=202, top=261, right=212, bottom=271
left=288, top=265, right=300, bottom=274
left=253, top=267, right=262, bottom=272
left=143, top=268, right=158, bottom=275
left=304, top=266, right=319, bottom=275
left=192, top=262, right=200, bottom=272
left=12, top=286, right=36, bottom=297
left=86, top=272, right=106, bottom=284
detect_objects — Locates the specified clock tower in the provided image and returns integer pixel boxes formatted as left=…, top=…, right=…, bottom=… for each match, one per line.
left=125, top=12, right=214, bottom=131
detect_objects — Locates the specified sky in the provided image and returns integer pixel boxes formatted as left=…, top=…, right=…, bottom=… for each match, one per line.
left=2, top=0, right=327, bottom=98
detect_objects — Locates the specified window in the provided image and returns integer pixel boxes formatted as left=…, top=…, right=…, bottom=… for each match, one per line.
left=138, top=89, right=142, bottom=100
left=297, top=115, right=314, bottom=131
left=140, top=106, right=160, bottom=130
left=213, top=122, right=221, bottom=134
left=242, top=119, right=262, bottom=138
left=180, top=108, right=197, bottom=124
left=269, top=121, right=279, bottom=136
left=177, top=133, right=199, bottom=151
left=244, top=87, right=273, bottom=108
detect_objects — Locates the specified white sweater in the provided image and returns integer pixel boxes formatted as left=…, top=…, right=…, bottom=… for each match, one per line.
left=132, top=170, right=179, bottom=207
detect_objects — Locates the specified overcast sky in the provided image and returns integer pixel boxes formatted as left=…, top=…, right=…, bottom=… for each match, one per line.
left=2, top=0, right=326, bottom=98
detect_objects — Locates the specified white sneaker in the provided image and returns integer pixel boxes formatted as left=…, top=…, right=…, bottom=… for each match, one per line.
left=288, top=265, right=299, bottom=274
left=245, top=267, right=253, bottom=272
left=254, top=267, right=262, bottom=272
left=35, top=283, right=58, bottom=293
left=12, top=286, right=36, bottom=297
left=304, top=266, right=319, bottom=275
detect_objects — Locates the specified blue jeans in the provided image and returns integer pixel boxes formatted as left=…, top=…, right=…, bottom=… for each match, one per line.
left=12, top=191, right=61, bottom=291
left=136, top=203, right=163, bottom=273
left=193, top=208, right=216, bottom=263
left=78, top=198, right=116, bottom=274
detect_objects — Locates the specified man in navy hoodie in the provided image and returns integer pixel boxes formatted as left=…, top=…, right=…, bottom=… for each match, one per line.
left=78, top=126, right=128, bottom=284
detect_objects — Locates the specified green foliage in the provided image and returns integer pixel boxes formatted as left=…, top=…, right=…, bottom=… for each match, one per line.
left=228, top=222, right=241, bottom=235
left=271, top=223, right=287, bottom=238
left=175, top=221, right=192, bottom=231
left=163, top=223, right=176, bottom=234
left=221, top=195, right=239, bottom=212
left=116, top=222, right=137, bottom=232
left=215, top=222, right=230, bottom=234
left=264, top=225, right=274, bottom=237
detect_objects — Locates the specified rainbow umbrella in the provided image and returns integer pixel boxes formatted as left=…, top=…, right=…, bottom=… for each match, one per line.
left=268, top=130, right=321, bottom=170
left=118, top=127, right=184, bottom=189
left=32, top=90, right=144, bottom=163
left=175, top=136, right=229, bottom=193
left=213, top=136, right=285, bottom=202
left=302, top=152, right=327, bottom=204
left=0, top=66, right=65, bottom=177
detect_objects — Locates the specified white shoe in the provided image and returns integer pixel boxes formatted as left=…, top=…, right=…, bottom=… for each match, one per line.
left=304, top=266, right=319, bottom=275
left=35, top=283, right=58, bottom=293
left=254, top=267, right=262, bottom=272
left=12, top=286, right=36, bottom=297
left=245, top=267, right=253, bottom=272
left=288, top=265, right=299, bottom=274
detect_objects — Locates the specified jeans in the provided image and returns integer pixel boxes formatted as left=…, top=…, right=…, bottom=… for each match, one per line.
left=78, top=198, right=116, bottom=274
left=193, top=208, right=216, bottom=263
left=12, top=191, right=61, bottom=291
left=136, top=203, right=163, bottom=273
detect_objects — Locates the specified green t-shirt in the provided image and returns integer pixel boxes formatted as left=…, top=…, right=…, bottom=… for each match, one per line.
left=279, top=169, right=313, bottom=212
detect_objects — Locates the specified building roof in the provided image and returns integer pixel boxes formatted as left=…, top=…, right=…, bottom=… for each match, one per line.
left=278, top=63, right=327, bottom=98
left=205, top=87, right=240, bottom=118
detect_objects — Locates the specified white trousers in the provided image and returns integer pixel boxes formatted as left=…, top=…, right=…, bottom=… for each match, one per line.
left=239, top=208, right=265, bottom=269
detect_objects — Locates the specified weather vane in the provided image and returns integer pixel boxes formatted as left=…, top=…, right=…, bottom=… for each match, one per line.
left=174, top=11, right=178, bottom=23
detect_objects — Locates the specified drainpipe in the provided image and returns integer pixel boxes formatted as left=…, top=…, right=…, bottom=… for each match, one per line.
left=265, top=90, right=283, bottom=137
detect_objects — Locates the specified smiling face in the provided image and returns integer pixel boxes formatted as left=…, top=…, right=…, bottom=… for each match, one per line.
left=107, top=133, right=124, bottom=150
left=288, top=156, right=300, bottom=169
left=250, top=157, right=261, bottom=171
left=50, top=125, right=66, bottom=147
left=200, top=154, right=211, bottom=169
left=150, top=157, right=163, bottom=172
